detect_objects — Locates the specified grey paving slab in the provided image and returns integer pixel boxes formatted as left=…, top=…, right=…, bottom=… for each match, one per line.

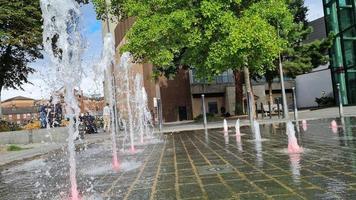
left=1, top=117, right=356, bottom=199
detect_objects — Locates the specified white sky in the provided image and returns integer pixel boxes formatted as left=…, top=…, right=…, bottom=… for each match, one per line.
left=2, top=1, right=325, bottom=101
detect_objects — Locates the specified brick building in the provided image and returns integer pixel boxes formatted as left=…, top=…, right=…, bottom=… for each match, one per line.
left=1, top=96, right=40, bottom=124
left=54, top=88, right=105, bottom=116
left=103, top=16, right=296, bottom=122
left=81, top=96, right=105, bottom=116
left=103, top=17, right=193, bottom=122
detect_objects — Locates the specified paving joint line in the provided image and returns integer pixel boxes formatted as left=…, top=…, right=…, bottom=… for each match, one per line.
left=187, top=134, right=238, bottom=199
left=191, top=134, right=272, bottom=200
left=179, top=134, right=209, bottom=200
left=150, top=136, right=167, bottom=200
left=204, top=131, right=340, bottom=198
left=121, top=144, right=160, bottom=199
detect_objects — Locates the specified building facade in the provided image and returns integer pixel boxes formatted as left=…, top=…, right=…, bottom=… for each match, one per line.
left=323, top=0, right=356, bottom=105
left=103, top=17, right=193, bottom=122
left=296, top=17, right=334, bottom=108
left=189, top=70, right=295, bottom=118
left=1, top=96, right=40, bottom=124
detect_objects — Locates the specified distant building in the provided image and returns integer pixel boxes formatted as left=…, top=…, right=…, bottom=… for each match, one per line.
left=1, top=96, right=40, bottom=124
left=54, top=87, right=105, bottom=116
left=81, top=96, right=105, bottom=116
left=296, top=17, right=334, bottom=108
left=189, top=70, right=295, bottom=118
left=2, top=96, right=36, bottom=108
left=103, top=16, right=297, bottom=121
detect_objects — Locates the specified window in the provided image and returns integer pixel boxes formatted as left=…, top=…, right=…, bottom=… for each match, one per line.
left=17, top=114, right=20, bottom=119
left=208, top=102, right=218, bottom=114
left=191, top=69, right=234, bottom=84
left=9, top=115, right=12, bottom=119
left=23, top=114, right=27, bottom=119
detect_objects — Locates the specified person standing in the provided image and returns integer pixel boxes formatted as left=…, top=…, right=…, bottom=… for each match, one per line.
left=103, top=103, right=111, bottom=132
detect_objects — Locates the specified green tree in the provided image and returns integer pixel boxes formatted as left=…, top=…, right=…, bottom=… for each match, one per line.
left=264, top=0, right=332, bottom=105
left=92, top=0, right=126, bottom=20
left=0, top=0, right=43, bottom=117
left=93, top=0, right=293, bottom=117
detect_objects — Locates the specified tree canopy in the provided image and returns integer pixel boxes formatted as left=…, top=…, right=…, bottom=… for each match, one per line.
left=93, top=0, right=294, bottom=80
left=0, top=0, right=43, bottom=91
left=277, top=0, right=331, bottom=78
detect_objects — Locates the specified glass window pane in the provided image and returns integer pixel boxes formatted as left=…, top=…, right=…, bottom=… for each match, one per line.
left=346, top=70, right=356, bottom=104
left=339, top=7, right=354, bottom=31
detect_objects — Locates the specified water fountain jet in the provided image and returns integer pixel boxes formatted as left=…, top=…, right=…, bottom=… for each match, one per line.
left=330, top=120, right=338, bottom=134
left=287, top=121, right=303, bottom=154
left=301, top=120, right=307, bottom=131
left=41, top=0, right=84, bottom=198
left=253, top=121, right=262, bottom=141
left=223, top=119, right=228, bottom=136
left=120, top=53, right=135, bottom=153
left=235, top=119, right=241, bottom=136
left=331, top=120, right=338, bottom=128
left=94, top=33, right=120, bottom=172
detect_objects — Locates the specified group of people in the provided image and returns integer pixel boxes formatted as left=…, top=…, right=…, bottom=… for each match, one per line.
left=79, top=112, right=98, bottom=134
left=38, top=102, right=112, bottom=135
left=78, top=103, right=112, bottom=135
left=39, top=103, right=63, bottom=128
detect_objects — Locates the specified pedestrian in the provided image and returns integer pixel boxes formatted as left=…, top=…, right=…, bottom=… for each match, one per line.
left=103, top=103, right=111, bottom=132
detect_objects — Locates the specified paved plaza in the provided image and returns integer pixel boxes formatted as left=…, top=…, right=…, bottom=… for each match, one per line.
left=161, top=106, right=356, bottom=133
left=1, top=117, right=356, bottom=199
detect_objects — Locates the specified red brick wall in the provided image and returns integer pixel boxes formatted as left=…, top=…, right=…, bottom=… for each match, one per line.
left=5, top=113, right=38, bottom=124
left=159, top=69, right=193, bottom=122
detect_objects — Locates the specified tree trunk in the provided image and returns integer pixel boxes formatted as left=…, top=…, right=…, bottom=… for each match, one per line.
left=243, top=66, right=255, bottom=123
left=268, top=79, right=273, bottom=104
left=233, top=70, right=244, bottom=115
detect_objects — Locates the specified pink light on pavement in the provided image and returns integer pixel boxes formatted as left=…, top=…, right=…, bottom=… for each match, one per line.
left=68, top=187, right=81, bottom=200
left=330, top=120, right=338, bottom=128
left=330, top=120, right=338, bottom=134
left=112, top=156, right=120, bottom=172
left=130, top=146, right=136, bottom=154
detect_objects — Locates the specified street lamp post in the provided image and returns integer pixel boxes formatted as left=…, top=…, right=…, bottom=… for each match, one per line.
left=201, top=94, right=207, bottom=129
left=157, top=98, right=163, bottom=131
left=277, top=24, right=289, bottom=120
left=292, top=87, right=298, bottom=121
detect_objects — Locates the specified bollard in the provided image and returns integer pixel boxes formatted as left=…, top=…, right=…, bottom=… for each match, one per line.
left=157, top=98, right=163, bottom=131
left=337, top=83, right=344, bottom=118
left=255, top=102, right=258, bottom=119
left=268, top=101, right=272, bottom=119
left=201, top=94, right=207, bottom=129
left=292, top=87, right=298, bottom=121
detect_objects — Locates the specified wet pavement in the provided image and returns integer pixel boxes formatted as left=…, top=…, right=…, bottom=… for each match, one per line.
left=1, top=117, right=356, bottom=199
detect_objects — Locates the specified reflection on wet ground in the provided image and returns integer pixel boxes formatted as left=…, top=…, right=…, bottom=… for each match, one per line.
left=1, top=117, right=356, bottom=199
